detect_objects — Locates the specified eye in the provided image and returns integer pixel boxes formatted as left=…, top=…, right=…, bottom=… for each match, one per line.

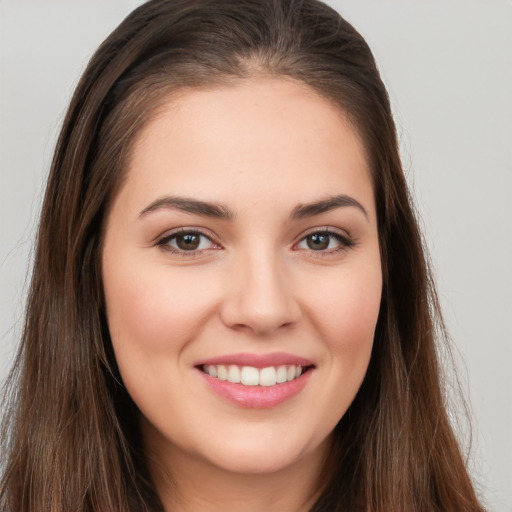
left=157, top=229, right=220, bottom=255
left=295, top=230, right=354, bottom=253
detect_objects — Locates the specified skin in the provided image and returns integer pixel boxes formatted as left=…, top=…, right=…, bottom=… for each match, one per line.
left=102, top=78, right=382, bottom=511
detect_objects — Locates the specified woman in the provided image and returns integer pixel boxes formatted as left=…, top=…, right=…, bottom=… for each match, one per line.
left=0, top=0, right=485, bottom=510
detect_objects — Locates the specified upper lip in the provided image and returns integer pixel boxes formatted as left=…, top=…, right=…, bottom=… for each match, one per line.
left=195, top=352, right=314, bottom=369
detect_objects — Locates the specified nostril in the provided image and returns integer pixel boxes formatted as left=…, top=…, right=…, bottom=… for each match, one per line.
left=220, top=295, right=301, bottom=335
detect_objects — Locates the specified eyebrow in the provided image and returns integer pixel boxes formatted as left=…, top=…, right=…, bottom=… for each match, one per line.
left=290, top=194, right=369, bottom=220
left=139, top=196, right=235, bottom=219
left=139, top=193, right=368, bottom=222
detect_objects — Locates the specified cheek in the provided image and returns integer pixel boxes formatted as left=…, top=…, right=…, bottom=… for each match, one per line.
left=287, top=259, right=382, bottom=443
left=308, top=264, right=382, bottom=347
left=102, top=257, right=216, bottom=363
left=303, top=259, right=382, bottom=394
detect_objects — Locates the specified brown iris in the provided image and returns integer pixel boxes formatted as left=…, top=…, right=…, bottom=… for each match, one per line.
left=306, top=233, right=330, bottom=250
left=176, top=233, right=201, bottom=250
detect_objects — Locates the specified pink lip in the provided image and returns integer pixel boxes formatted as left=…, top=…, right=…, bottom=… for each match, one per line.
left=197, top=369, right=313, bottom=408
left=195, top=352, right=314, bottom=369
left=194, top=352, right=315, bottom=409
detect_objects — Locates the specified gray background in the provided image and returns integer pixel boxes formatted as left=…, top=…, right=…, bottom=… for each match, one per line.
left=1, top=1, right=511, bottom=510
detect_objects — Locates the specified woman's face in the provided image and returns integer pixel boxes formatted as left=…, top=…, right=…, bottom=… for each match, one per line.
left=102, top=78, right=382, bottom=477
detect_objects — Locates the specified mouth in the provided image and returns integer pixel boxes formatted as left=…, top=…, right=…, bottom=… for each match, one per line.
left=194, top=353, right=315, bottom=408
left=199, top=364, right=313, bottom=387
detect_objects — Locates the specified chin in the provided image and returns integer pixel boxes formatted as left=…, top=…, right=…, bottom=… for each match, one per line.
left=197, top=431, right=325, bottom=476
left=208, top=452, right=301, bottom=476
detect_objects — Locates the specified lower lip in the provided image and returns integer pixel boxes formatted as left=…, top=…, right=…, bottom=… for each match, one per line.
left=197, top=368, right=313, bottom=408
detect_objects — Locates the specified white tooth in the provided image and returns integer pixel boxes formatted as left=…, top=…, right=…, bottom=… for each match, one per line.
left=276, top=365, right=288, bottom=384
left=208, top=365, right=218, bottom=378
left=227, top=365, right=241, bottom=383
left=217, top=365, right=227, bottom=380
left=241, top=366, right=259, bottom=386
left=295, top=365, right=302, bottom=378
left=260, top=366, right=277, bottom=387
left=286, top=365, right=296, bottom=381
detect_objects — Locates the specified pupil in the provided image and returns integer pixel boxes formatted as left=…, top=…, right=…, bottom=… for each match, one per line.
left=307, top=233, right=329, bottom=250
left=177, top=234, right=200, bottom=250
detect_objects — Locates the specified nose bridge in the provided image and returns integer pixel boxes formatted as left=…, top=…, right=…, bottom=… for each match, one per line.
left=221, top=243, right=300, bottom=335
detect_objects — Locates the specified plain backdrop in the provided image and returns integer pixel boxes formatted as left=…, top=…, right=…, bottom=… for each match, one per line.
left=1, top=1, right=511, bottom=510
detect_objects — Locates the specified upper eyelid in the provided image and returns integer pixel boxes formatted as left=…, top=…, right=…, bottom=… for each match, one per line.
left=295, top=226, right=352, bottom=241
left=156, top=229, right=222, bottom=258
left=293, top=227, right=355, bottom=252
left=156, top=227, right=220, bottom=244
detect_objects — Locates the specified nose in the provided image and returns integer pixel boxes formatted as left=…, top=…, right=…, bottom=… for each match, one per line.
left=220, top=250, right=301, bottom=336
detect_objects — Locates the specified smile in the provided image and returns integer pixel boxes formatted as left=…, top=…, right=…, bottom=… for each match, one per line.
left=195, top=353, right=315, bottom=408
left=201, top=364, right=305, bottom=387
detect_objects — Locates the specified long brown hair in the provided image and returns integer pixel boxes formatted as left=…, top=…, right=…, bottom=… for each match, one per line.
left=1, top=1, right=485, bottom=510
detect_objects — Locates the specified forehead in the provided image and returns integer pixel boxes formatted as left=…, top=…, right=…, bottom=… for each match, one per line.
left=118, top=78, right=374, bottom=220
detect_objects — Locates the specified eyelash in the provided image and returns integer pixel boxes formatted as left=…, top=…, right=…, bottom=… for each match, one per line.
left=156, top=228, right=220, bottom=257
left=296, top=229, right=356, bottom=255
left=156, top=228, right=355, bottom=257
